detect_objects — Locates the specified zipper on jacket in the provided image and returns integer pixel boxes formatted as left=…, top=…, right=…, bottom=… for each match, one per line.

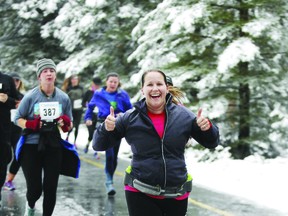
left=161, top=95, right=172, bottom=188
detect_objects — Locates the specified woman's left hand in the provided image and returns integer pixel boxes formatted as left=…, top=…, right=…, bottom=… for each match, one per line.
left=196, top=108, right=211, bottom=131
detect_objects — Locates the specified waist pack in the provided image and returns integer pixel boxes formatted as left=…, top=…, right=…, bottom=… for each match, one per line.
left=124, top=170, right=192, bottom=198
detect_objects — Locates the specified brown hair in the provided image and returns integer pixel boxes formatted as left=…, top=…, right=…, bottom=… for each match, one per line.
left=168, top=86, right=185, bottom=105
left=106, top=72, right=121, bottom=87
left=141, top=69, right=167, bottom=87
left=61, top=75, right=80, bottom=92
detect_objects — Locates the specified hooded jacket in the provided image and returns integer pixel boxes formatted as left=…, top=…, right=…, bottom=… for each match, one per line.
left=93, top=93, right=219, bottom=188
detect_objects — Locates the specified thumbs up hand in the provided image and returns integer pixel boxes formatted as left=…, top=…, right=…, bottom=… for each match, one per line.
left=196, top=108, right=211, bottom=131
left=105, top=106, right=116, bottom=131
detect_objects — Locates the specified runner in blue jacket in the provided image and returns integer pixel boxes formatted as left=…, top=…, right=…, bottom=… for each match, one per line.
left=84, top=72, right=132, bottom=196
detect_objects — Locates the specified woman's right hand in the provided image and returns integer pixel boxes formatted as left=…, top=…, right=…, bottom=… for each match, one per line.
left=105, top=106, right=116, bottom=131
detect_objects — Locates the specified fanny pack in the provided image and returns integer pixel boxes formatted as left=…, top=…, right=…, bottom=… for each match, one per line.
left=124, top=166, right=192, bottom=198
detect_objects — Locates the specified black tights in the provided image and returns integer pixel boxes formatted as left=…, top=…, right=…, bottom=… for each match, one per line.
left=67, top=109, right=83, bottom=143
left=125, top=191, right=188, bottom=216
left=20, top=144, right=62, bottom=216
left=0, top=131, right=11, bottom=189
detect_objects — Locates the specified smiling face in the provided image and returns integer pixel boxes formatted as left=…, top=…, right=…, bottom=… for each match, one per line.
left=141, top=71, right=168, bottom=114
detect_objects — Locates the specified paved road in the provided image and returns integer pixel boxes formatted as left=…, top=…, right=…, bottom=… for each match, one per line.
left=1, top=149, right=285, bottom=216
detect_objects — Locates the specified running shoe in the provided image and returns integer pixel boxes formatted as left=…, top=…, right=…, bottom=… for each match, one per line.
left=4, top=181, right=15, bottom=191
left=24, top=202, right=35, bottom=216
left=105, top=183, right=116, bottom=196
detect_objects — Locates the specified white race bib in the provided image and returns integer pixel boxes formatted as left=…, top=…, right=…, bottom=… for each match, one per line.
left=93, top=106, right=99, bottom=114
left=73, top=99, right=82, bottom=109
left=39, top=102, right=60, bottom=120
left=10, top=109, right=17, bottom=122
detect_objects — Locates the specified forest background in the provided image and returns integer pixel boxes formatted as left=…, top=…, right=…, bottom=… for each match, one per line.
left=1, top=0, right=288, bottom=160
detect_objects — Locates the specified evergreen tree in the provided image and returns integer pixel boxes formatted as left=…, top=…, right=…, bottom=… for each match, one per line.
left=128, top=0, right=288, bottom=159
left=0, top=0, right=67, bottom=87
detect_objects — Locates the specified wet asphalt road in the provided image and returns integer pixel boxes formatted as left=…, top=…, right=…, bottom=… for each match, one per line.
left=0, top=149, right=286, bottom=216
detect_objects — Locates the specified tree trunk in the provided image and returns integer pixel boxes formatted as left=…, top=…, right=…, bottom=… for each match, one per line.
left=230, top=1, right=251, bottom=159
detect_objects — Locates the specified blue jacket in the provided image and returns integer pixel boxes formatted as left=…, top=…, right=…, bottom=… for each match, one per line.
left=93, top=93, right=219, bottom=188
left=84, top=87, right=132, bottom=120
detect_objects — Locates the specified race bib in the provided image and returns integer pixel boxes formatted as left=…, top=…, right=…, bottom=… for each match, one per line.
left=0, top=83, right=2, bottom=90
left=10, top=109, right=17, bottom=122
left=93, top=106, right=99, bottom=114
left=39, top=102, right=60, bottom=120
left=73, top=99, right=82, bottom=109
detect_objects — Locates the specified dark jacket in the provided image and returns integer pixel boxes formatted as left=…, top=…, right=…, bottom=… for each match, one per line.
left=0, top=72, right=18, bottom=137
left=93, top=93, right=219, bottom=188
left=67, top=85, right=84, bottom=110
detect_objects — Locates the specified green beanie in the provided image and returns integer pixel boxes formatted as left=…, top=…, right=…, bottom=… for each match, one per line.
left=36, top=58, right=56, bottom=77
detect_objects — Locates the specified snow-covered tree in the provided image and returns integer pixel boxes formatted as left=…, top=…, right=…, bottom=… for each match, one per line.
left=1, top=0, right=161, bottom=87
left=128, top=0, right=288, bottom=159
left=0, top=0, right=68, bottom=86
left=2, top=0, right=288, bottom=159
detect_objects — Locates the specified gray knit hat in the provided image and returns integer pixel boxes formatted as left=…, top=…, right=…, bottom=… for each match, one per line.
left=36, top=58, right=56, bottom=77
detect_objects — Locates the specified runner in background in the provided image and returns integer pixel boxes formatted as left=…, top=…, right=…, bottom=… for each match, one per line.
left=166, top=75, right=185, bottom=105
left=62, top=75, right=84, bottom=149
left=0, top=65, right=18, bottom=208
left=14, top=58, right=73, bottom=216
left=84, top=72, right=132, bottom=196
left=4, top=73, right=25, bottom=191
left=82, top=76, right=102, bottom=158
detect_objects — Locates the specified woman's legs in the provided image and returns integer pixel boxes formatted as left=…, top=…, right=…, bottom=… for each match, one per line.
left=7, top=125, right=21, bottom=179
left=4, top=126, right=21, bottom=190
left=104, top=140, right=121, bottom=195
left=42, top=146, right=62, bottom=216
left=20, top=144, right=43, bottom=208
left=72, top=109, right=83, bottom=144
left=20, top=144, right=62, bottom=216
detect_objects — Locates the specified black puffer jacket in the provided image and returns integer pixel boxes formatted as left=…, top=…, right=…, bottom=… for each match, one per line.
left=93, top=93, right=219, bottom=188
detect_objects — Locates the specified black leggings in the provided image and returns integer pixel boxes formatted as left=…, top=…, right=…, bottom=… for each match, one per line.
left=87, top=114, right=97, bottom=142
left=0, top=141, right=10, bottom=188
left=9, top=124, right=22, bottom=175
left=20, top=144, right=62, bottom=216
left=0, top=129, right=11, bottom=188
left=67, top=109, right=83, bottom=142
left=125, top=191, right=188, bottom=216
